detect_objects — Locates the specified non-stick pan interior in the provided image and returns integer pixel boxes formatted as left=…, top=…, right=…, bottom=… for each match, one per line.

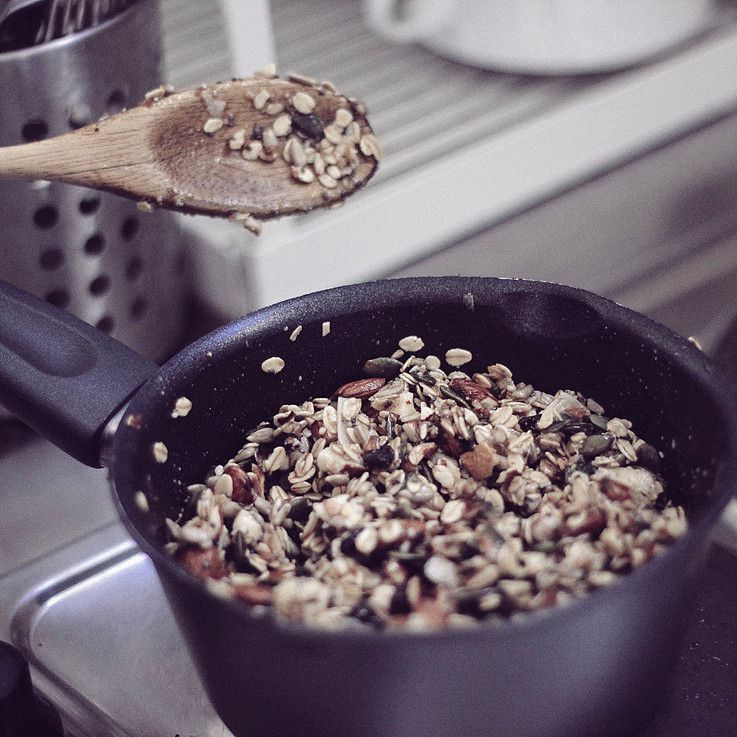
left=111, top=277, right=737, bottom=556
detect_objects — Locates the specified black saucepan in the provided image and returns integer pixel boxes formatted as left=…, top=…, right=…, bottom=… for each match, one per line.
left=1, top=276, right=736, bottom=737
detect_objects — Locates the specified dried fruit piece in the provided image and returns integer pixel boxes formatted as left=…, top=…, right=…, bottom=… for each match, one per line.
left=225, top=465, right=252, bottom=505
left=460, top=442, right=497, bottom=480
left=177, top=547, right=227, bottom=580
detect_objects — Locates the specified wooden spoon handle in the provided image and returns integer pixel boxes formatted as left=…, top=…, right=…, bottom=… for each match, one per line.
left=0, top=107, right=165, bottom=196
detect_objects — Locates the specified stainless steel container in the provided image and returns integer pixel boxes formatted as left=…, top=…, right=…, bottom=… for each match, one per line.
left=0, top=0, right=186, bottom=362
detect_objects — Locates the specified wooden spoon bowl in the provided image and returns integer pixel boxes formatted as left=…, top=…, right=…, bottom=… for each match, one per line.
left=0, top=71, right=381, bottom=227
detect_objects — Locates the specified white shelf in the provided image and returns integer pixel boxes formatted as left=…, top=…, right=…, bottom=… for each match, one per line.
left=161, top=0, right=737, bottom=316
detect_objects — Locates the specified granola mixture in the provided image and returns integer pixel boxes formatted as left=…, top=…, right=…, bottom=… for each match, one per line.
left=143, top=65, right=381, bottom=235
left=163, top=345, right=687, bottom=631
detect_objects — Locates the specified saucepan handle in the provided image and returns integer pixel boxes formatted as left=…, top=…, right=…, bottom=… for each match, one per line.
left=0, top=280, right=158, bottom=468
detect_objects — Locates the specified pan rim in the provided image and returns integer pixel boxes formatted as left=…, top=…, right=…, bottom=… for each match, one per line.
left=111, top=275, right=737, bottom=643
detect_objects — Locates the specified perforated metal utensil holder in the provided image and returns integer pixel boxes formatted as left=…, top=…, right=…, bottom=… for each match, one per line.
left=0, top=0, right=186, bottom=363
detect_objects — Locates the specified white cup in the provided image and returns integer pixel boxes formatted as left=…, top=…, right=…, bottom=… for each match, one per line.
left=363, top=0, right=717, bottom=74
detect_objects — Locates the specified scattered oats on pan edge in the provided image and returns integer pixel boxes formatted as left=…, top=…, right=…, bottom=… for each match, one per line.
left=261, top=356, right=285, bottom=374
left=172, top=396, right=193, bottom=418
left=445, top=347, right=473, bottom=367
left=134, top=491, right=150, bottom=513
left=152, top=441, right=168, bottom=464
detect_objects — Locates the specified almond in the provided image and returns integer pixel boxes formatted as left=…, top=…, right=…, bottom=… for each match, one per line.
left=336, top=377, right=386, bottom=399
left=565, top=510, right=607, bottom=536
left=449, top=378, right=490, bottom=403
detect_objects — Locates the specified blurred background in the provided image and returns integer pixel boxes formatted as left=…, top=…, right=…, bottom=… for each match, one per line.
left=164, top=0, right=737, bottom=358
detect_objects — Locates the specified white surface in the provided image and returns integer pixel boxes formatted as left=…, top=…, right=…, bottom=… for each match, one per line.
left=175, top=17, right=737, bottom=316
left=363, top=0, right=716, bottom=74
left=161, top=0, right=737, bottom=332
left=218, top=0, right=274, bottom=77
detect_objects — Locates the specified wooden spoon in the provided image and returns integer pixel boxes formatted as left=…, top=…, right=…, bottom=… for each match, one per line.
left=0, top=71, right=381, bottom=229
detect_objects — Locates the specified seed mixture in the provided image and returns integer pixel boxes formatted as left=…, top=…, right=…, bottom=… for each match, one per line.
left=138, top=65, right=380, bottom=233
left=145, top=64, right=381, bottom=235
left=163, top=342, right=687, bottom=631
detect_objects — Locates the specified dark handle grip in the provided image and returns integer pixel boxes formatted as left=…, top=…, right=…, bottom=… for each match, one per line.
left=0, top=641, right=64, bottom=737
left=0, top=280, right=158, bottom=467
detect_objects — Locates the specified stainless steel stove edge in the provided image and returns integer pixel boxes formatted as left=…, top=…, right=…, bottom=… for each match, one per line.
left=0, top=523, right=136, bottom=737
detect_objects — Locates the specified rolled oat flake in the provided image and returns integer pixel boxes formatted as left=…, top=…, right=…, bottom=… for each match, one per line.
left=398, top=335, right=425, bottom=352
left=445, top=347, right=473, bottom=367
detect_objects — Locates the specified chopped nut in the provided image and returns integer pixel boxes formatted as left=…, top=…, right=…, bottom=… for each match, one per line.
left=337, top=377, right=386, bottom=399
left=460, top=442, right=496, bottom=480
